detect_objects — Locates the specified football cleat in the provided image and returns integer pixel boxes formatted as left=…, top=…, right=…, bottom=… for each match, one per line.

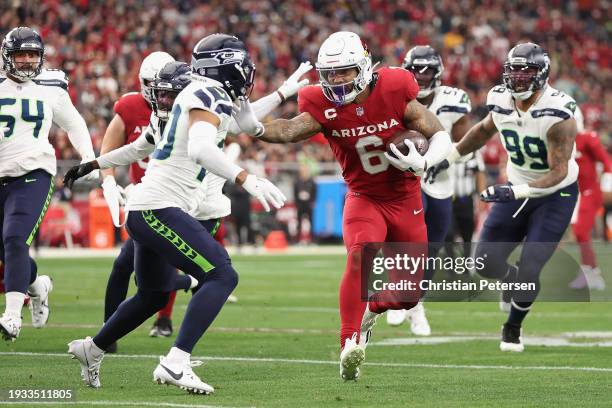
left=406, top=302, right=431, bottom=336
left=28, top=275, right=53, bottom=328
left=149, top=316, right=173, bottom=337
left=569, top=266, right=606, bottom=291
left=386, top=309, right=406, bottom=326
left=67, top=337, right=105, bottom=388
left=153, top=356, right=214, bottom=394
left=340, top=333, right=365, bottom=381
left=359, top=304, right=379, bottom=348
left=226, top=294, right=238, bottom=303
left=499, top=323, right=524, bottom=352
left=0, top=314, right=22, bottom=341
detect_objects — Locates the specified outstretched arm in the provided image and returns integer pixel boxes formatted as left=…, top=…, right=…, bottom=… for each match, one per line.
left=455, top=112, right=497, bottom=156
left=259, top=112, right=323, bottom=144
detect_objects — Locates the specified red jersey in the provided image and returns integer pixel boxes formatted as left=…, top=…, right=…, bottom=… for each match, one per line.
left=113, top=92, right=152, bottom=183
left=298, top=67, right=420, bottom=201
left=575, top=130, right=612, bottom=194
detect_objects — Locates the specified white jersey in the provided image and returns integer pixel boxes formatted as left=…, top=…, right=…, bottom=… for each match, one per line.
left=0, top=69, right=93, bottom=177
left=421, top=85, right=471, bottom=199
left=126, top=77, right=233, bottom=213
left=487, top=84, right=578, bottom=190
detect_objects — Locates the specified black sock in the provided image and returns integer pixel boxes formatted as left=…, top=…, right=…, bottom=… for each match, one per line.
left=507, top=301, right=532, bottom=326
left=94, top=289, right=169, bottom=350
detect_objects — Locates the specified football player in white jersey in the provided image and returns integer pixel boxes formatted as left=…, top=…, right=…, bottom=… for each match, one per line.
left=64, top=34, right=284, bottom=394
left=385, top=45, right=473, bottom=335
left=0, top=27, right=97, bottom=341
left=444, top=43, right=579, bottom=352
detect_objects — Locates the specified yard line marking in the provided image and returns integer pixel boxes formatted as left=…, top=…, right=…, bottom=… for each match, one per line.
left=2, top=351, right=612, bottom=373
left=0, top=401, right=247, bottom=408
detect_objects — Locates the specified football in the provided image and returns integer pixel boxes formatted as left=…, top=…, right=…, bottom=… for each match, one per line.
left=386, top=129, right=429, bottom=158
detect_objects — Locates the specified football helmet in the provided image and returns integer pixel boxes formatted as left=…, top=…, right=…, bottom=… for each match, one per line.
left=151, top=61, right=191, bottom=120
left=503, top=42, right=550, bottom=101
left=402, top=45, right=444, bottom=98
left=1, top=27, right=44, bottom=81
left=191, top=33, right=256, bottom=101
left=316, top=31, right=373, bottom=105
left=139, top=51, right=175, bottom=104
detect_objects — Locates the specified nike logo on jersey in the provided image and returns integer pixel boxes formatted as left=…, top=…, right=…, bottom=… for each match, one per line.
left=160, top=363, right=183, bottom=380
left=25, top=178, right=37, bottom=183
left=560, top=192, right=572, bottom=197
left=413, top=208, right=423, bottom=215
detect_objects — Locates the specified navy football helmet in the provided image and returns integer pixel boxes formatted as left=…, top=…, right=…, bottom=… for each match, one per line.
left=503, top=42, right=550, bottom=100
left=191, top=33, right=255, bottom=100
left=151, top=61, right=191, bottom=120
left=402, top=45, right=444, bottom=98
left=1, top=27, right=44, bottom=81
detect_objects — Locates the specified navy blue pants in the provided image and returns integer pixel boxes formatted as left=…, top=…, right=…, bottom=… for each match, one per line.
left=475, top=182, right=578, bottom=302
left=422, top=192, right=453, bottom=283
left=93, top=208, right=236, bottom=353
left=103, top=218, right=221, bottom=321
left=0, top=169, right=53, bottom=293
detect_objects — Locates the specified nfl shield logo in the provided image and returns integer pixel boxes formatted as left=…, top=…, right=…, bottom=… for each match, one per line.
left=356, top=106, right=364, bottom=116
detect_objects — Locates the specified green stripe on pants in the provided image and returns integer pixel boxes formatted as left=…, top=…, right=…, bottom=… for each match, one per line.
left=210, top=219, right=222, bottom=237
left=26, top=178, right=54, bottom=246
left=142, top=209, right=214, bottom=272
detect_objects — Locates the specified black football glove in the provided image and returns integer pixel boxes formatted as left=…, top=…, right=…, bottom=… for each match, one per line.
left=424, top=159, right=450, bottom=184
left=479, top=184, right=516, bottom=202
left=63, top=161, right=97, bottom=189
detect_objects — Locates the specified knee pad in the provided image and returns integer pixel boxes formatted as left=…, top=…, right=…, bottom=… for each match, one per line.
left=208, top=263, right=239, bottom=290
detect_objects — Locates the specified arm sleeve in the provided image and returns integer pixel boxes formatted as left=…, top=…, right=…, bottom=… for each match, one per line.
left=96, top=127, right=156, bottom=169
left=423, top=131, right=453, bottom=167
left=187, top=121, right=244, bottom=182
left=228, top=92, right=282, bottom=135
left=52, top=90, right=95, bottom=160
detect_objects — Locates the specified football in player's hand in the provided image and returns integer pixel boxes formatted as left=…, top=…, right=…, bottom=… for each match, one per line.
left=386, top=130, right=429, bottom=158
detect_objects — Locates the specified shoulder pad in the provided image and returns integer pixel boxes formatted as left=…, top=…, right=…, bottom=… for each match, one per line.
left=531, top=87, right=575, bottom=120
left=486, top=85, right=512, bottom=114
left=191, top=84, right=233, bottom=117
left=33, top=69, right=68, bottom=90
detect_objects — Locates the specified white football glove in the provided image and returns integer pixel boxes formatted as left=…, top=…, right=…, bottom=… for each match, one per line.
left=0, top=126, right=11, bottom=142
left=101, top=176, right=126, bottom=227
left=601, top=172, right=612, bottom=193
left=277, top=61, right=313, bottom=100
left=384, top=140, right=427, bottom=177
left=241, top=174, right=287, bottom=212
left=232, top=98, right=265, bottom=137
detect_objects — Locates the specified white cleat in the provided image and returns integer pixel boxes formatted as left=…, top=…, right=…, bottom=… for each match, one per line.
left=226, top=294, right=238, bottom=303
left=386, top=309, right=406, bottom=326
left=340, top=333, right=365, bottom=381
left=406, top=302, right=431, bottom=336
left=153, top=356, right=214, bottom=394
left=28, top=275, right=53, bottom=328
left=359, top=303, right=380, bottom=349
left=67, top=337, right=105, bottom=388
left=0, top=314, right=22, bottom=341
left=569, top=267, right=606, bottom=291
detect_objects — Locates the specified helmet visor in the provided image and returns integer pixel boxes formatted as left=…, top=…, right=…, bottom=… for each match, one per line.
left=503, top=64, right=539, bottom=93
left=318, top=66, right=358, bottom=101
left=406, top=65, right=437, bottom=91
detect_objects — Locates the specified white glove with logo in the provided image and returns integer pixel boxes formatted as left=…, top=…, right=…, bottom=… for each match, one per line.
left=384, top=140, right=427, bottom=177
left=277, top=62, right=313, bottom=100
left=241, top=174, right=287, bottom=212
left=101, top=176, right=127, bottom=227
left=0, top=126, right=11, bottom=142
left=232, top=98, right=265, bottom=137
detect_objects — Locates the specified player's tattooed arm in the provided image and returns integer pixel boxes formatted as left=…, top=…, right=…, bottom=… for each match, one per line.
left=529, top=118, right=577, bottom=189
left=259, top=112, right=322, bottom=144
left=402, top=99, right=444, bottom=138
left=455, top=112, right=497, bottom=155
left=451, top=114, right=471, bottom=143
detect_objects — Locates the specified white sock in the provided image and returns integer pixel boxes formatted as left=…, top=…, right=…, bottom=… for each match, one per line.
left=4, top=292, right=26, bottom=318
left=166, top=346, right=190, bottom=364
left=28, top=275, right=46, bottom=297
left=189, top=275, right=199, bottom=289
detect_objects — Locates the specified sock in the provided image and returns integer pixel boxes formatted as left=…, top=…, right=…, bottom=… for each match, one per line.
left=4, top=292, right=26, bottom=318
left=339, top=247, right=368, bottom=348
left=166, top=346, right=190, bottom=364
left=507, top=300, right=532, bottom=326
left=28, top=257, right=38, bottom=285
left=157, top=290, right=177, bottom=319
left=27, top=275, right=46, bottom=297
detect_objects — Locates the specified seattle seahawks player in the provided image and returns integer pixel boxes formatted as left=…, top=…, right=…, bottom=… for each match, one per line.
left=0, top=27, right=97, bottom=341
left=65, top=34, right=285, bottom=394
left=444, top=43, right=578, bottom=352
left=386, top=46, right=472, bottom=335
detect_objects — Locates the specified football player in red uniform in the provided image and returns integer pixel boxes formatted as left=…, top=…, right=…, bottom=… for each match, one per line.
left=570, top=106, right=612, bottom=290
left=233, top=31, right=452, bottom=380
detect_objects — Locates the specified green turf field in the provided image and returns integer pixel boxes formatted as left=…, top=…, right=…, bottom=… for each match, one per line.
left=1, top=254, right=612, bottom=407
